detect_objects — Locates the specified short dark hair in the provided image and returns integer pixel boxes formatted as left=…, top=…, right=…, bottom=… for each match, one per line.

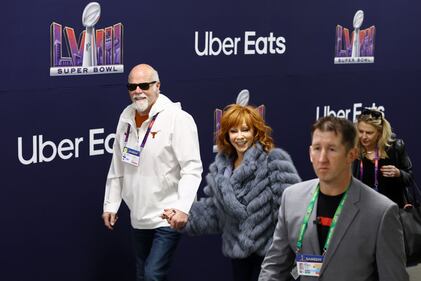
left=311, top=116, right=357, bottom=151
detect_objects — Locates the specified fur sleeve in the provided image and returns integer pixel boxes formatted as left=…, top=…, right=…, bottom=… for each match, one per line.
left=183, top=172, right=221, bottom=235
left=267, top=148, right=301, bottom=209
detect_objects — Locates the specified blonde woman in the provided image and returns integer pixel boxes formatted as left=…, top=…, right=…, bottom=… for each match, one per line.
left=353, top=108, right=414, bottom=207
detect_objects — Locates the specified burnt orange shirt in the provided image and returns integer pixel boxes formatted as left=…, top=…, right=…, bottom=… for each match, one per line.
left=135, top=113, right=148, bottom=128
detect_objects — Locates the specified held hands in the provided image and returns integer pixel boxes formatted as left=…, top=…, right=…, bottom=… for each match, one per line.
left=102, top=212, right=118, bottom=230
left=161, top=208, right=188, bottom=230
left=380, top=165, right=401, bottom=178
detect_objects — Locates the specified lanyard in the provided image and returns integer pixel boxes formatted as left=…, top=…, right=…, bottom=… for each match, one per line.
left=359, top=147, right=379, bottom=191
left=296, top=183, right=349, bottom=255
left=124, top=113, right=159, bottom=148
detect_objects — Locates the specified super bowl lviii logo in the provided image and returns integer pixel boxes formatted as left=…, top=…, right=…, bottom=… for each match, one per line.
left=334, top=10, right=375, bottom=64
left=50, top=2, right=124, bottom=76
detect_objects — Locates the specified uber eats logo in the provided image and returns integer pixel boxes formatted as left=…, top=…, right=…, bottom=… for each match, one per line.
left=194, top=31, right=286, bottom=56
left=17, top=128, right=114, bottom=165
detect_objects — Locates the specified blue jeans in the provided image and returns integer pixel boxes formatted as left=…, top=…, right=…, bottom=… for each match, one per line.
left=132, top=227, right=181, bottom=281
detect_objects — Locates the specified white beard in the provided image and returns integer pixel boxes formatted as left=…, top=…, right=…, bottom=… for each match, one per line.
left=132, top=99, right=149, bottom=113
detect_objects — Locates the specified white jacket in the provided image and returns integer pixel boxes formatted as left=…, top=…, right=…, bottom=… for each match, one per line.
left=103, top=94, right=203, bottom=229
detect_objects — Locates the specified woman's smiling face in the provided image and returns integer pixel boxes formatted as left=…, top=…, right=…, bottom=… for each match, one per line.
left=229, top=121, right=254, bottom=157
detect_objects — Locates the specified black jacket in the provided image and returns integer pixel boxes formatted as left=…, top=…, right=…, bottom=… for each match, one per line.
left=353, top=138, right=415, bottom=206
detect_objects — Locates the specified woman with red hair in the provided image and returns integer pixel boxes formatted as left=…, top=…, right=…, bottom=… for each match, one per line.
left=182, top=104, right=300, bottom=281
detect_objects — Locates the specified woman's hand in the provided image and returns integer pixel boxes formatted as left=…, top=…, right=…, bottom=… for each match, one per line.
left=380, top=165, right=401, bottom=178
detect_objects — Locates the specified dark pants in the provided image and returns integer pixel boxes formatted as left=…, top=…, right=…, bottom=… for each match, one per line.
left=132, top=227, right=181, bottom=281
left=231, top=253, right=264, bottom=281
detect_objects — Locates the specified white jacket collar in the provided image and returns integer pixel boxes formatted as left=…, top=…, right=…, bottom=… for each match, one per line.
left=149, top=93, right=181, bottom=116
left=120, top=93, right=181, bottom=124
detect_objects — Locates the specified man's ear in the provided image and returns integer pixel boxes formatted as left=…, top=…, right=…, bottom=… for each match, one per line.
left=347, top=147, right=358, bottom=163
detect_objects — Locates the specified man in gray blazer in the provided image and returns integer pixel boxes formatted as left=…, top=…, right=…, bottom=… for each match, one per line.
left=259, top=116, right=408, bottom=281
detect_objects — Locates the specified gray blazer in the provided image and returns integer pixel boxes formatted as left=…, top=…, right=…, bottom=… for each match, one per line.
left=259, top=177, right=408, bottom=281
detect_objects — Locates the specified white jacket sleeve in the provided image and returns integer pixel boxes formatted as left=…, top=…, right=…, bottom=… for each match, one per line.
left=171, top=111, right=203, bottom=214
left=103, top=128, right=123, bottom=213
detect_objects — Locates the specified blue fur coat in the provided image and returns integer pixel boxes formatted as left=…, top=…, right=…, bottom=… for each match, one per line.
left=185, top=143, right=301, bottom=258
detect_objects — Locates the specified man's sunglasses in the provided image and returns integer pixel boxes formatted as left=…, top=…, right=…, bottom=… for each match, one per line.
left=127, top=81, right=157, bottom=91
left=360, top=108, right=382, bottom=119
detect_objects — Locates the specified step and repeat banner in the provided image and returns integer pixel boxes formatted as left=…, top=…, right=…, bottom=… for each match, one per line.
left=1, top=0, right=420, bottom=280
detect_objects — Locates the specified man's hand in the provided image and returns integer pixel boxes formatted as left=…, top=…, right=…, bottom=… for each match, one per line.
left=102, top=212, right=118, bottom=230
left=161, top=208, right=188, bottom=230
